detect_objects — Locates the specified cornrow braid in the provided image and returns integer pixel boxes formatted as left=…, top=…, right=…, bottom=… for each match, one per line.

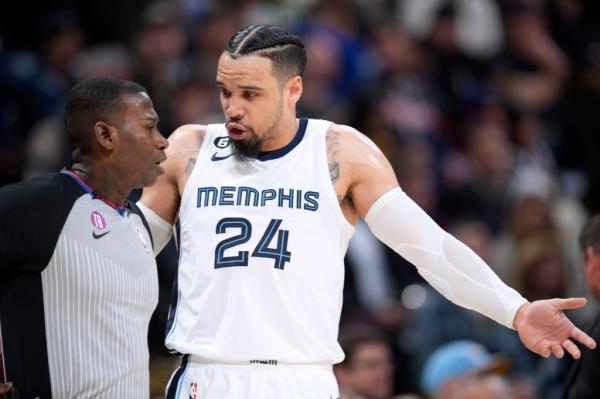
left=225, top=25, right=306, bottom=80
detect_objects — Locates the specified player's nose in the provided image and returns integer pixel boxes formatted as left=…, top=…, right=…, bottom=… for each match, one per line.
left=224, top=99, right=245, bottom=120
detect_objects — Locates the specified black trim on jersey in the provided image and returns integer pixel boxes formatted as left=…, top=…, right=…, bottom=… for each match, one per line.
left=0, top=173, right=85, bottom=398
left=165, top=276, right=180, bottom=352
left=165, top=354, right=190, bottom=399
left=256, top=118, right=308, bottom=161
left=165, top=221, right=182, bottom=354
left=129, top=200, right=154, bottom=250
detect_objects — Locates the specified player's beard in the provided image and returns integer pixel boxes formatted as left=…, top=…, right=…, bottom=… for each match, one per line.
left=232, top=97, right=284, bottom=162
left=231, top=134, right=262, bottom=161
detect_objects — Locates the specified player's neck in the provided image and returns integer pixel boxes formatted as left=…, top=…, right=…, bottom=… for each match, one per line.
left=260, top=116, right=299, bottom=152
left=69, top=162, right=131, bottom=206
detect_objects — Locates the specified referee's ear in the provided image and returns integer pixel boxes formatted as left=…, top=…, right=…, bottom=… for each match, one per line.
left=94, top=120, right=117, bottom=151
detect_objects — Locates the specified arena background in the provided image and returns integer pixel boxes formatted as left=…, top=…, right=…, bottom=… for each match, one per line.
left=1, top=0, right=599, bottom=398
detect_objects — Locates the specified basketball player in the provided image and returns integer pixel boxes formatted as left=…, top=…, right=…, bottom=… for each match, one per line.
left=0, top=77, right=168, bottom=398
left=138, top=25, right=596, bottom=398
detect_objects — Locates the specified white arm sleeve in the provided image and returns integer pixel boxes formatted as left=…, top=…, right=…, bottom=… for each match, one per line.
left=365, top=188, right=528, bottom=329
left=136, top=202, right=174, bottom=256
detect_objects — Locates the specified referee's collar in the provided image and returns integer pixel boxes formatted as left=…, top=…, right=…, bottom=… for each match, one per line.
left=61, top=169, right=130, bottom=216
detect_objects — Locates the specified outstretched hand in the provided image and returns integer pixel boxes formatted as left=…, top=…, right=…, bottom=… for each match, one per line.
left=514, top=298, right=597, bottom=359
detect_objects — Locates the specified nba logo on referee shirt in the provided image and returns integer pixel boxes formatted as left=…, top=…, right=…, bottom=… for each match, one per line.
left=136, top=225, right=152, bottom=254
left=90, top=211, right=106, bottom=229
left=189, top=382, right=199, bottom=399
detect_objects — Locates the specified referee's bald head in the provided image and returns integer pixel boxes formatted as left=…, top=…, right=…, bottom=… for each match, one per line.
left=64, top=77, right=147, bottom=155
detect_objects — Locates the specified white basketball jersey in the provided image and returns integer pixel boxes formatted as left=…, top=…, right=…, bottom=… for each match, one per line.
left=166, top=118, right=354, bottom=364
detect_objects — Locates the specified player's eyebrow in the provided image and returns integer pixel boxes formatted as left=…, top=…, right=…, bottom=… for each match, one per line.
left=216, top=81, right=264, bottom=91
left=237, top=85, right=263, bottom=91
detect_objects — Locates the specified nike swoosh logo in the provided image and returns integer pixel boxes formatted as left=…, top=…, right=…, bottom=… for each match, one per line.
left=211, top=152, right=234, bottom=161
left=92, top=230, right=111, bottom=239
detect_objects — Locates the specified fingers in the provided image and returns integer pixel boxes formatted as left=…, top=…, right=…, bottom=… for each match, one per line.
left=552, top=297, right=587, bottom=310
left=571, top=326, right=597, bottom=350
left=562, top=339, right=581, bottom=359
left=551, top=344, right=564, bottom=359
left=538, top=341, right=552, bottom=358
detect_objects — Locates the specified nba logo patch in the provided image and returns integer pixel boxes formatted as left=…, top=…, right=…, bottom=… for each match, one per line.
left=90, top=211, right=106, bottom=229
left=136, top=225, right=152, bottom=254
left=189, top=382, right=199, bottom=399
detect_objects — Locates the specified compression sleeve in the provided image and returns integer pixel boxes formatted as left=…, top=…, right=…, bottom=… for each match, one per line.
left=365, top=188, right=528, bottom=329
left=136, top=202, right=174, bottom=256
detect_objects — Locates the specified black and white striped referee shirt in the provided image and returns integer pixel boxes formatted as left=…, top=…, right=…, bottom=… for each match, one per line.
left=0, top=171, right=158, bottom=398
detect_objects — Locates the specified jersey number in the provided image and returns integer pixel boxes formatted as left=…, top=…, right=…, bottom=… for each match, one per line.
left=214, top=217, right=292, bottom=270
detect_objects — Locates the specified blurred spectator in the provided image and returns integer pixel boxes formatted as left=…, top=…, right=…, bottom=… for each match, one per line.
left=399, top=0, right=504, bottom=59
left=493, top=0, right=569, bottom=113
left=511, top=112, right=559, bottom=177
left=72, top=43, right=134, bottom=81
left=422, top=3, right=498, bottom=137
left=188, top=6, right=242, bottom=78
left=357, top=20, right=440, bottom=139
left=296, top=0, right=374, bottom=124
left=335, top=324, right=395, bottom=399
left=455, top=374, right=514, bottom=399
left=170, top=75, right=222, bottom=126
left=563, top=214, right=600, bottom=398
left=510, top=232, right=567, bottom=302
left=0, top=8, right=84, bottom=184
left=495, top=167, right=589, bottom=301
left=442, top=112, right=514, bottom=234
left=390, top=135, right=441, bottom=218
left=130, top=0, right=188, bottom=134
left=298, top=29, right=349, bottom=121
left=420, top=339, right=511, bottom=398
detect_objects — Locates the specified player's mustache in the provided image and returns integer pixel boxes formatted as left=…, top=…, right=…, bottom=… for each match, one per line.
left=226, top=120, right=250, bottom=129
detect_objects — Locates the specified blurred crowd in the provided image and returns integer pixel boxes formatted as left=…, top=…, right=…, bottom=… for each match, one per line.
left=1, top=0, right=600, bottom=398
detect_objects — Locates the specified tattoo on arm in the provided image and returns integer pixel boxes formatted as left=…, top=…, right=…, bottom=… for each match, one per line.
left=329, top=162, right=340, bottom=183
left=326, top=130, right=342, bottom=184
left=185, top=158, right=197, bottom=176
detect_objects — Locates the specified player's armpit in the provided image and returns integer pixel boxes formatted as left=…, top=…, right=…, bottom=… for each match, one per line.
left=139, top=124, right=206, bottom=224
left=326, top=124, right=399, bottom=220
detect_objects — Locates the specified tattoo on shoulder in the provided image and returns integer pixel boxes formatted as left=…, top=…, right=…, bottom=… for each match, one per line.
left=185, top=158, right=197, bottom=176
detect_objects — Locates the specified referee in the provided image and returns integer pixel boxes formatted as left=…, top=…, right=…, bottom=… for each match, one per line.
left=0, top=77, right=168, bottom=398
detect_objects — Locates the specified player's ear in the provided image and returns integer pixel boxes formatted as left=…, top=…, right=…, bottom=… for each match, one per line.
left=286, top=76, right=303, bottom=105
left=94, top=121, right=118, bottom=151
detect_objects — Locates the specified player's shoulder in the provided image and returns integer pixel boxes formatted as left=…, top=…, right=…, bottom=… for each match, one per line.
left=168, top=124, right=208, bottom=149
left=325, top=123, right=383, bottom=154
left=162, top=124, right=210, bottom=174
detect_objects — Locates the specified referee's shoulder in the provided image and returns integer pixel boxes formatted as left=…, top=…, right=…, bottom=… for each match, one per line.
left=0, top=172, right=81, bottom=213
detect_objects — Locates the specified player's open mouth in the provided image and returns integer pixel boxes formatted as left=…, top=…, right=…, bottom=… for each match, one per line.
left=226, top=123, right=249, bottom=140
